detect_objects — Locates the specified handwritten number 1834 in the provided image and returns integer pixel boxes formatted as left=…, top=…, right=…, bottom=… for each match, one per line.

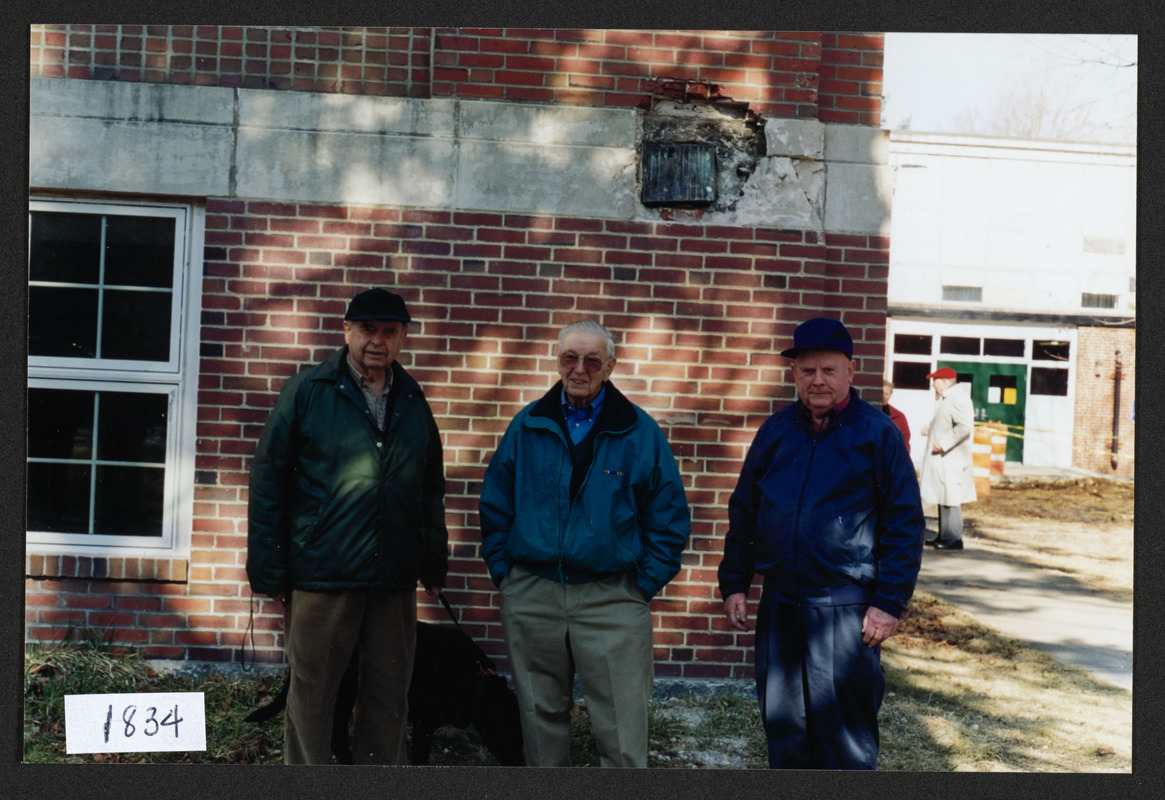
left=103, top=704, right=184, bottom=743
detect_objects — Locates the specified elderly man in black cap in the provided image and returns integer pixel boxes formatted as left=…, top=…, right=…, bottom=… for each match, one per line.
left=718, top=317, right=924, bottom=769
left=247, top=287, right=449, bottom=764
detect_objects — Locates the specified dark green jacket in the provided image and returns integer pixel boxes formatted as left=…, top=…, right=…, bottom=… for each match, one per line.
left=246, top=347, right=448, bottom=595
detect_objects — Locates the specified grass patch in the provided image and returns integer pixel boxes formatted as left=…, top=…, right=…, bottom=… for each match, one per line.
left=24, top=635, right=285, bottom=765
left=879, top=591, right=1131, bottom=772
left=25, top=594, right=1130, bottom=771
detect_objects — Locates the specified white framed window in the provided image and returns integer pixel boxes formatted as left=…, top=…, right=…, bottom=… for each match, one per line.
left=27, top=198, right=202, bottom=555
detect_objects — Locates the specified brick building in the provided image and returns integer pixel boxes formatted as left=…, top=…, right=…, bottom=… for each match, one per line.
left=26, top=26, right=894, bottom=678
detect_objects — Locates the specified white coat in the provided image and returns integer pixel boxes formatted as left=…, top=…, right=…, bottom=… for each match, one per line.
left=920, top=382, right=978, bottom=507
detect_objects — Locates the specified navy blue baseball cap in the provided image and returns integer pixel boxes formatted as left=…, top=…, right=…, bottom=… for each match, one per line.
left=780, top=317, right=854, bottom=359
left=344, top=288, right=411, bottom=323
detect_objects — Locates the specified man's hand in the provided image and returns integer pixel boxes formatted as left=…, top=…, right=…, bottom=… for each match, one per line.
left=861, top=606, right=899, bottom=647
left=931, top=443, right=944, bottom=454
left=725, top=592, right=750, bottom=632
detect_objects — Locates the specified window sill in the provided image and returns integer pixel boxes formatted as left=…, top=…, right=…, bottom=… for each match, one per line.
left=26, top=554, right=189, bottom=583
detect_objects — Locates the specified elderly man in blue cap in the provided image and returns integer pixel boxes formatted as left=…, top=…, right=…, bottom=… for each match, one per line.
left=718, top=317, right=924, bottom=769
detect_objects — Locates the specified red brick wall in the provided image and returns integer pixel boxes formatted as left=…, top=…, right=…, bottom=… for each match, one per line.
left=430, top=29, right=825, bottom=118
left=24, top=201, right=892, bottom=678
left=28, top=25, right=433, bottom=96
left=1073, top=327, right=1135, bottom=478
left=30, top=26, right=883, bottom=124
left=26, top=25, right=889, bottom=676
left=818, top=32, right=884, bottom=126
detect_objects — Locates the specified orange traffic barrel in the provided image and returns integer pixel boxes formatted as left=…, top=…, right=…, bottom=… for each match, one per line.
left=973, top=424, right=993, bottom=497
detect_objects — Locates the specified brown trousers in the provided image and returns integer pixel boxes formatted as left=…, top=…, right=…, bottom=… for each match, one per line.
left=283, top=588, right=417, bottom=765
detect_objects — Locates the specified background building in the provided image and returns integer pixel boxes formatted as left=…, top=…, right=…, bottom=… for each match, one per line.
left=885, top=131, right=1135, bottom=477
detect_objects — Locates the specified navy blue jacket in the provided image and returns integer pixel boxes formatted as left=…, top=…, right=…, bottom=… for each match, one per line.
left=718, top=389, right=924, bottom=618
left=479, top=381, right=690, bottom=600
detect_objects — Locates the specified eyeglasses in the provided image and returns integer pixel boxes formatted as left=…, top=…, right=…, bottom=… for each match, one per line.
left=558, top=353, right=607, bottom=373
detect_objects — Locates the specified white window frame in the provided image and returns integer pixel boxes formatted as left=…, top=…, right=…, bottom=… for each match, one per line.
left=27, top=197, right=203, bottom=558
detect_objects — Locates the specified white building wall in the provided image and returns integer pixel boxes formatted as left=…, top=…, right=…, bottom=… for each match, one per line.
left=885, top=133, right=1134, bottom=470
left=888, top=133, right=1135, bottom=317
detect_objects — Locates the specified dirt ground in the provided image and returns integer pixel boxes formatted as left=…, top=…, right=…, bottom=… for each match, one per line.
left=966, top=477, right=1134, bottom=526
left=959, top=478, right=1134, bottom=602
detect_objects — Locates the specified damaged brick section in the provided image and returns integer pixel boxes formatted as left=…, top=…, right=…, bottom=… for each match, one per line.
left=639, top=82, right=767, bottom=215
left=638, top=81, right=825, bottom=232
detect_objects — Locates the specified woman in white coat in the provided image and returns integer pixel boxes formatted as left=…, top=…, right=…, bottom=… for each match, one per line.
left=920, top=367, right=977, bottom=550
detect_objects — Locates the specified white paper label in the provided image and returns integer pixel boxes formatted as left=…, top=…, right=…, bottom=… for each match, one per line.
left=64, top=693, right=207, bottom=754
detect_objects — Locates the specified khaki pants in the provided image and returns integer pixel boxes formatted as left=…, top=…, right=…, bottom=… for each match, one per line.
left=500, top=565, right=654, bottom=768
left=283, top=589, right=417, bottom=765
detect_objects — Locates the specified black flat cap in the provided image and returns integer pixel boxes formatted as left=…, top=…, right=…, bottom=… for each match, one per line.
left=344, top=288, right=411, bottom=323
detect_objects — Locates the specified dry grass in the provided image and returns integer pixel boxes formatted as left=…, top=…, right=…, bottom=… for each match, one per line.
left=879, top=478, right=1133, bottom=771
left=962, top=478, right=1134, bottom=603
left=879, top=592, right=1131, bottom=772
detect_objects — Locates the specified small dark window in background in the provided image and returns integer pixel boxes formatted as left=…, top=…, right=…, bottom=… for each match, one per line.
left=940, top=336, right=981, bottom=356
left=942, top=285, right=982, bottom=302
left=892, top=361, right=931, bottom=390
left=984, top=338, right=1025, bottom=357
left=1031, top=367, right=1069, bottom=396
left=1081, top=292, right=1118, bottom=309
left=893, top=334, right=932, bottom=356
left=1033, top=341, right=1071, bottom=361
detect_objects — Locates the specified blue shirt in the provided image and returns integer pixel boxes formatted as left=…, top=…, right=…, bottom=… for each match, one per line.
left=561, top=385, right=605, bottom=445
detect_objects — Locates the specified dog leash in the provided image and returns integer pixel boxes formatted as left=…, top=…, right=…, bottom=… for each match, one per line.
left=237, top=595, right=258, bottom=672
left=437, top=590, right=463, bottom=633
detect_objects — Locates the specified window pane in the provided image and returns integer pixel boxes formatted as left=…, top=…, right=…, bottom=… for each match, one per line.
left=988, top=374, right=1019, bottom=405
left=893, top=334, right=932, bottom=355
left=27, top=388, right=94, bottom=459
left=943, top=285, right=982, bottom=302
left=104, top=215, right=176, bottom=287
left=28, top=286, right=98, bottom=358
left=101, top=289, right=172, bottom=361
left=1031, top=367, right=1069, bottom=396
left=94, top=466, right=165, bottom=536
left=98, top=392, right=168, bottom=464
left=1033, top=341, right=1071, bottom=361
left=28, top=211, right=102, bottom=284
left=1081, top=292, right=1118, bottom=309
left=940, top=336, right=981, bottom=356
left=892, top=361, right=932, bottom=390
left=27, top=462, right=92, bottom=533
left=984, top=338, right=1025, bottom=357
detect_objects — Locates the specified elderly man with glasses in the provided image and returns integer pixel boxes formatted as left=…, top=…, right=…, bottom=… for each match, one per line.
left=479, top=319, right=691, bottom=768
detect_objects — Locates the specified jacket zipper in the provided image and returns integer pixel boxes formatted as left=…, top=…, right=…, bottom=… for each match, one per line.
left=555, top=420, right=633, bottom=585
left=793, top=433, right=818, bottom=600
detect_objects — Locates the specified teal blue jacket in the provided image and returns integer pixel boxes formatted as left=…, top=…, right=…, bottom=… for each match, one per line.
left=479, top=381, right=690, bottom=600
left=246, top=347, right=448, bottom=596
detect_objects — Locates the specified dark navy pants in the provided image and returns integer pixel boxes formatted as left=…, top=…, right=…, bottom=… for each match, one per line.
left=754, top=587, right=885, bottom=769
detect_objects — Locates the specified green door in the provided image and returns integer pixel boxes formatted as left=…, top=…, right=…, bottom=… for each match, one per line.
left=939, top=361, right=1027, bottom=463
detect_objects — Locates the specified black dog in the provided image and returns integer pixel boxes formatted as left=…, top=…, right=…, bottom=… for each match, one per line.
left=245, top=621, right=525, bottom=766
